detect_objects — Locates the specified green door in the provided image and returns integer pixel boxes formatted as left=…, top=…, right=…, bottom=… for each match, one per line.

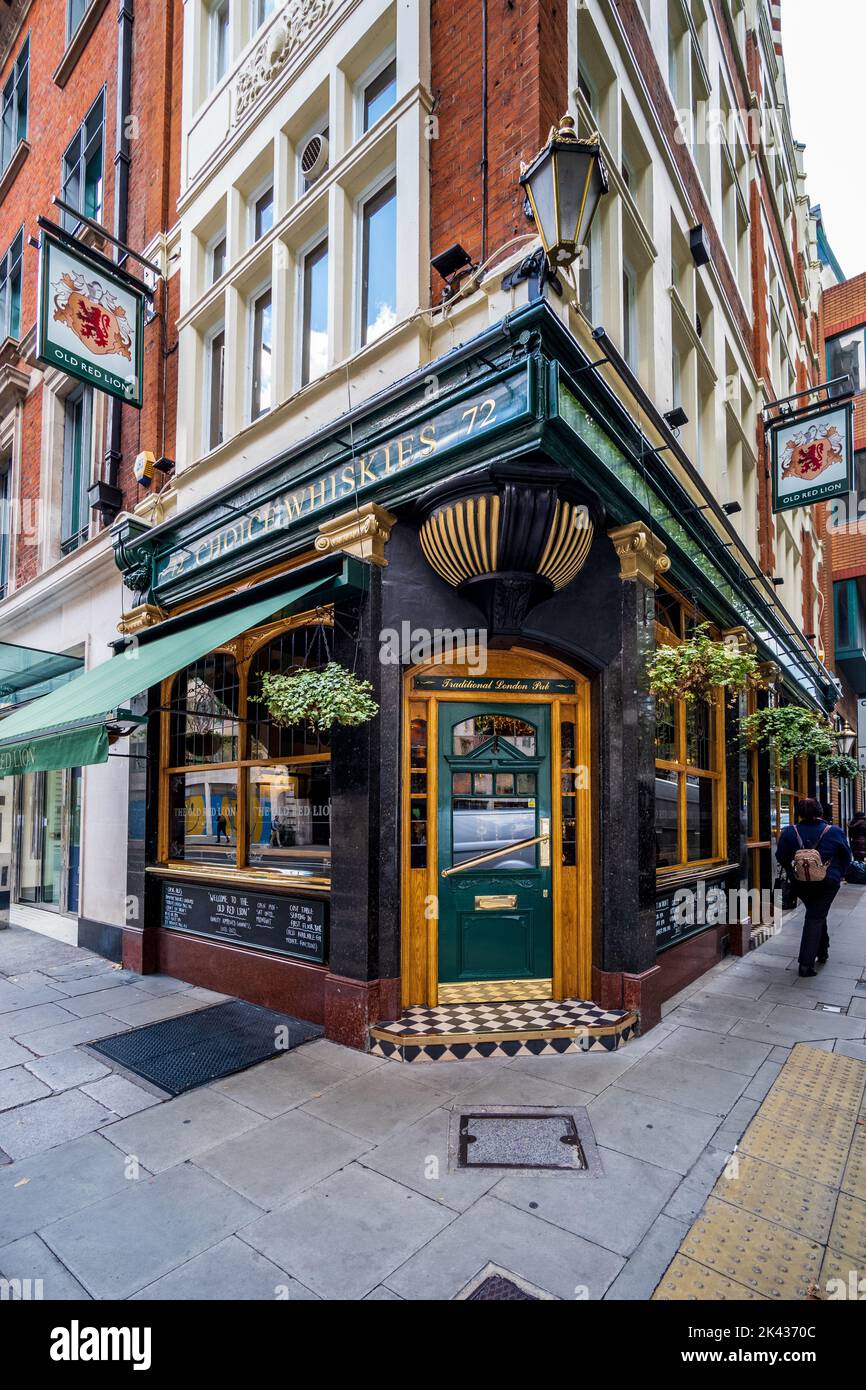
left=438, top=703, right=552, bottom=985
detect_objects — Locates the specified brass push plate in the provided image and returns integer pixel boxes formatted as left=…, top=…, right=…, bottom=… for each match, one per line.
left=475, top=894, right=517, bottom=910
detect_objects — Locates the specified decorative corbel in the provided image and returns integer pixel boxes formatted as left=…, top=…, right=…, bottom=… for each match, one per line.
left=608, top=521, right=671, bottom=585
left=315, top=502, right=397, bottom=568
left=721, top=625, right=758, bottom=655
left=754, top=659, right=781, bottom=687
left=116, top=603, right=167, bottom=636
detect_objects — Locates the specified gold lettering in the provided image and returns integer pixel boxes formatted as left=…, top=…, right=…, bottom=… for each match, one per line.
left=339, top=464, right=357, bottom=495
left=358, top=454, right=377, bottom=486
left=308, top=477, right=328, bottom=511
left=418, top=423, right=437, bottom=457
left=396, top=434, right=415, bottom=470
left=283, top=492, right=305, bottom=522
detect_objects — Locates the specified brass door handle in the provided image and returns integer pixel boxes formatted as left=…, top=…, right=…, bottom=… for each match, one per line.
left=441, top=833, right=550, bottom=877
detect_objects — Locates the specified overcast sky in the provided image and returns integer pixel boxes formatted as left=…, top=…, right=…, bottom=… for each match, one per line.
left=782, top=0, right=866, bottom=279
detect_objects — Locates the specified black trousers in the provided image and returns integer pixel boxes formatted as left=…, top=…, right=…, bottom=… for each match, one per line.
left=795, top=880, right=839, bottom=966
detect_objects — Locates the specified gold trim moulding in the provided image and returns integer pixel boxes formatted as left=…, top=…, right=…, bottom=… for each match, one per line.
left=147, top=864, right=331, bottom=893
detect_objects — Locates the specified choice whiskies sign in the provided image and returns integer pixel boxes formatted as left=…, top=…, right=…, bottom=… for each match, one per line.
left=154, top=372, right=531, bottom=586
left=37, top=231, right=145, bottom=408
left=769, top=400, right=854, bottom=513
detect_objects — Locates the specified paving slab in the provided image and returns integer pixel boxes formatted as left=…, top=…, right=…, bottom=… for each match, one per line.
left=700, top=974, right=773, bottom=1002
left=358, top=1104, right=504, bottom=1212
left=0, top=1088, right=115, bottom=1160
left=47, top=970, right=141, bottom=997
left=385, top=1191, right=624, bottom=1301
left=82, top=1075, right=163, bottom=1118
left=730, top=1004, right=866, bottom=1046
left=127, top=975, right=193, bottom=996
left=61, top=986, right=157, bottom=1019
left=243, top=1163, right=455, bottom=1300
left=212, top=1050, right=356, bottom=1118
left=0, top=1133, right=135, bottom=1243
left=447, top=1069, right=594, bottom=1111
left=24, top=1050, right=110, bottom=1091
left=0, top=1036, right=33, bottom=1070
left=300, top=1065, right=450, bottom=1142
left=493, top=1144, right=680, bottom=1257
left=13, top=1015, right=131, bottom=1056
left=0, top=981, right=65, bottom=1012
left=757, top=977, right=858, bottom=1009
left=101, top=993, right=212, bottom=1026
left=0, top=1066, right=52, bottom=1112
left=0, top=1004, right=75, bottom=1038
left=587, top=1086, right=719, bottom=1175
left=614, top=1053, right=749, bottom=1119
left=509, top=1045, right=646, bottom=1094
left=288, top=1037, right=385, bottom=1077
left=652, top=1027, right=772, bottom=1077
left=0, top=1232, right=91, bottom=1299
left=194, top=1108, right=371, bottom=1209
left=100, top=1088, right=264, bottom=1171
left=603, top=1214, right=690, bottom=1300
left=131, top=1235, right=318, bottom=1300
left=742, top=1058, right=784, bottom=1102
left=41, top=1163, right=261, bottom=1300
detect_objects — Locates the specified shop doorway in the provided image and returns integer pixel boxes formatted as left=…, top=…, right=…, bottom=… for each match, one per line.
left=14, top=768, right=81, bottom=914
left=438, top=703, right=552, bottom=988
left=401, top=648, right=591, bottom=1008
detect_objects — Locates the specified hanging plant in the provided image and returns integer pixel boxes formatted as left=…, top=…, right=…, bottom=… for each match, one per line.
left=647, top=624, right=757, bottom=702
left=740, top=704, right=835, bottom=765
left=817, top=753, right=860, bottom=781
left=254, top=662, right=379, bottom=731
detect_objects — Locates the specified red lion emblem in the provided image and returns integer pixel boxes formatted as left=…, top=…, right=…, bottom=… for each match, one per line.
left=781, top=423, right=844, bottom=483
left=52, top=270, right=133, bottom=361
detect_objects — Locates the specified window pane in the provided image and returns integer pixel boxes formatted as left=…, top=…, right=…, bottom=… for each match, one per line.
left=210, top=235, right=226, bottom=283
left=207, top=328, right=225, bottom=451
left=248, top=627, right=332, bottom=760
left=655, top=699, right=676, bottom=762
left=685, top=700, right=715, bottom=771
left=251, top=288, right=272, bottom=417
left=361, top=179, right=397, bottom=345
left=560, top=719, right=575, bottom=767
left=452, top=798, right=536, bottom=868
left=170, top=653, right=239, bottom=766
left=61, top=389, right=91, bottom=554
left=254, top=186, right=273, bottom=241
left=0, top=458, right=10, bottom=597
left=452, top=715, right=536, bottom=756
left=562, top=795, right=576, bottom=866
left=169, top=769, right=237, bottom=865
left=247, top=763, right=331, bottom=877
left=363, top=58, right=396, bottom=130
left=686, top=774, right=714, bottom=860
left=68, top=0, right=89, bottom=40
left=301, top=237, right=328, bottom=385
left=655, top=770, right=678, bottom=867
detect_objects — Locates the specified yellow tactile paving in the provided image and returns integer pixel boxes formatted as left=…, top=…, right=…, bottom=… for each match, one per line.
left=653, top=1253, right=768, bottom=1301
left=710, top=1153, right=837, bottom=1244
left=827, top=1192, right=866, bottom=1266
left=738, top=1115, right=850, bottom=1188
left=653, top=1044, right=866, bottom=1301
left=677, top=1196, right=824, bottom=1300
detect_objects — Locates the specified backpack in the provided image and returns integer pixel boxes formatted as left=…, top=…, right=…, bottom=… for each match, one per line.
left=791, top=824, right=831, bottom=883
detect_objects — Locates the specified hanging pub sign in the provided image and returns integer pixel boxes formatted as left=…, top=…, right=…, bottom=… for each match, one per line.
left=37, top=230, right=145, bottom=408
left=769, top=399, right=853, bottom=513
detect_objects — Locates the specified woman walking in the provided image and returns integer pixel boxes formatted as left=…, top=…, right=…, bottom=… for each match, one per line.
left=776, top=798, right=852, bottom=976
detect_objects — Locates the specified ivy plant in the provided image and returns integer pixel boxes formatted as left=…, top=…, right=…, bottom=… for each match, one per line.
left=647, top=624, right=758, bottom=702
left=740, top=704, right=836, bottom=765
left=254, top=663, right=379, bottom=732
left=817, top=753, right=860, bottom=781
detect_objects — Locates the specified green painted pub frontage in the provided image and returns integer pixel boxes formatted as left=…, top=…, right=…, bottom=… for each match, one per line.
left=0, top=302, right=837, bottom=1053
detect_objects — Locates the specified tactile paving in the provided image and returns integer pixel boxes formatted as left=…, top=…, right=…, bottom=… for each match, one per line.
left=769, top=1067, right=864, bottom=1113
left=678, top=1196, right=824, bottom=1300
left=756, top=1089, right=859, bottom=1147
left=711, top=1153, right=836, bottom=1244
left=818, top=1245, right=863, bottom=1298
left=827, top=1192, right=866, bottom=1266
left=653, top=1253, right=768, bottom=1301
left=842, top=1125, right=866, bottom=1197
left=738, top=1115, right=850, bottom=1189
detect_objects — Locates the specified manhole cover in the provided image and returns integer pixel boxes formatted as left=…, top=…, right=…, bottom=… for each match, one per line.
left=449, top=1105, right=601, bottom=1173
left=455, top=1263, right=557, bottom=1300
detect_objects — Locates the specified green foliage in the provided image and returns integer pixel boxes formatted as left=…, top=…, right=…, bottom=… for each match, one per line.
left=647, top=624, right=758, bottom=702
left=741, top=704, right=836, bottom=765
left=254, top=663, right=379, bottom=731
left=817, top=753, right=860, bottom=781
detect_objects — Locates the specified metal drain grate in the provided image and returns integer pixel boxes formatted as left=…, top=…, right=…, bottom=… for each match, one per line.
left=89, top=1000, right=322, bottom=1095
left=455, top=1263, right=557, bottom=1300
left=449, top=1105, right=601, bottom=1174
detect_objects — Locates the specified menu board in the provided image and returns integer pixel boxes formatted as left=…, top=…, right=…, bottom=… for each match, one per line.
left=162, top=880, right=326, bottom=962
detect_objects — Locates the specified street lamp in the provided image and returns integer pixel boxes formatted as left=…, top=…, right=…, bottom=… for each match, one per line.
left=836, top=723, right=857, bottom=757
left=504, top=114, right=609, bottom=298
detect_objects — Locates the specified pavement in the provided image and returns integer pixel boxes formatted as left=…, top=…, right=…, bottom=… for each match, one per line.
left=1, top=886, right=866, bottom=1302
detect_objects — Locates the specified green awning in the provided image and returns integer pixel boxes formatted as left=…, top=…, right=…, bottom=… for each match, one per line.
left=0, top=572, right=332, bottom=775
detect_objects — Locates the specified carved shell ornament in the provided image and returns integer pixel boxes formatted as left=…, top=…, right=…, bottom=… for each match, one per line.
left=234, top=0, right=337, bottom=122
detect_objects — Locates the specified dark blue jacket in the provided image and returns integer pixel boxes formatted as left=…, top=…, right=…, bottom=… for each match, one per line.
left=776, top=820, right=852, bottom=884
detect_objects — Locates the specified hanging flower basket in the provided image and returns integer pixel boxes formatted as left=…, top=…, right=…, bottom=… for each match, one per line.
left=254, top=663, right=379, bottom=732
left=817, top=753, right=860, bottom=781
left=740, top=704, right=836, bottom=765
left=647, top=624, right=757, bottom=702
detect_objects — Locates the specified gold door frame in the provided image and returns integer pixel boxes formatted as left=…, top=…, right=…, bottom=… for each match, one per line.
left=401, top=646, right=592, bottom=1008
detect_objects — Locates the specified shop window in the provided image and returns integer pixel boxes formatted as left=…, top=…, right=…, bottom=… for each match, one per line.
left=361, top=56, right=396, bottom=132
left=0, top=228, right=23, bottom=341
left=1, top=36, right=28, bottom=175
left=60, top=386, right=92, bottom=556
left=360, top=177, right=396, bottom=346
left=654, top=588, right=725, bottom=871
left=61, top=90, right=104, bottom=229
left=164, top=624, right=332, bottom=881
left=249, top=285, right=272, bottom=418
left=300, top=236, right=328, bottom=386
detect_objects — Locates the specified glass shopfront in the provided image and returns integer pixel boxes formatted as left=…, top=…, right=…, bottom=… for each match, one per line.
left=13, top=766, right=81, bottom=913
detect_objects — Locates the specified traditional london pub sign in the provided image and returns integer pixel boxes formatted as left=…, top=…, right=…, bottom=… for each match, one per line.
left=769, top=399, right=854, bottom=513
left=37, top=229, right=146, bottom=408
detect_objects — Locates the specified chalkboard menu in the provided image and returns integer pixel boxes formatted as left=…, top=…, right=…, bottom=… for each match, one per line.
left=656, top=874, right=729, bottom=952
left=162, top=880, right=326, bottom=962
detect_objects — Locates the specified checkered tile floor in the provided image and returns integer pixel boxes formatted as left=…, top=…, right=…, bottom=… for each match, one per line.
left=376, top=997, right=630, bottom=1037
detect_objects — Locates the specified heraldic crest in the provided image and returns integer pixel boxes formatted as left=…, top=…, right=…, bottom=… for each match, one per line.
left=779, top=419, right=844, bottom=482
left=52, top=266, right=133, bottom=361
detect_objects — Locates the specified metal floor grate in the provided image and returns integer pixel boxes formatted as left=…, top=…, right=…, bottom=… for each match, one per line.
left=89, top=1000, right=322, bottom=1096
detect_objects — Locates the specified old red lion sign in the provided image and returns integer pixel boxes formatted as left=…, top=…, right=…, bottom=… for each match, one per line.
left=52, top=269, right=133, bottom=361
left=780, top=421, right=844, bottom=482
